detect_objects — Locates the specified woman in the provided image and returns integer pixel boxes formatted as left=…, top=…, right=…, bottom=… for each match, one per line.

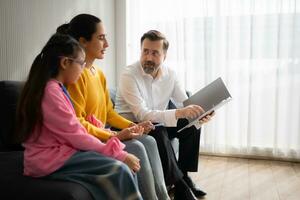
left=15, top=33, right=142, bottom=200
left=57, top=14, right=170, bottom=200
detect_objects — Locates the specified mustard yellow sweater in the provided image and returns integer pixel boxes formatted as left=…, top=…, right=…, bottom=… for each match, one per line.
left=67, top=67, right=132, bottom=141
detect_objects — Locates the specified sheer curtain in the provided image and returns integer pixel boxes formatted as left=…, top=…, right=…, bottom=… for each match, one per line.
left=126, top=0, right=300, bottom=160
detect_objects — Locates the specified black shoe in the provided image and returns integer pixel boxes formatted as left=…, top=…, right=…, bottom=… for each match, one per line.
left=174, top=179, right=197, bottom=200
left=183, top=175, right=207, bottom=198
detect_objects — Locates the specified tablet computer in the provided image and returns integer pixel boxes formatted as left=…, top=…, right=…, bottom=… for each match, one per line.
left=178, top=77, right=232, bottom=132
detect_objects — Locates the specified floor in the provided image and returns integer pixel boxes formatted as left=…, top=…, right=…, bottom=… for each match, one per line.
left=187, top=155, right=300, bottom=200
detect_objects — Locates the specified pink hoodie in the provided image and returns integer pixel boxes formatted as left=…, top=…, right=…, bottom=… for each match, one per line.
left=23, top=79, right=127, bottom=177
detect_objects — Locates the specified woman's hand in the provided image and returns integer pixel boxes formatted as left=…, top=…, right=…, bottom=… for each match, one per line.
left=116, top=126, right=144, bottom=141
left=123, top=153, right=140, bottom=172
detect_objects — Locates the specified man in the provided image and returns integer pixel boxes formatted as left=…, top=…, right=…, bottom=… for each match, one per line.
left=115, top=30, right=214, bottom=200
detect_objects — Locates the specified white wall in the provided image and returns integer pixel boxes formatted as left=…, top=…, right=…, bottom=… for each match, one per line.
left=0, top=0, right=117, bottom=87
left=115, top=0, right=127, bottom=83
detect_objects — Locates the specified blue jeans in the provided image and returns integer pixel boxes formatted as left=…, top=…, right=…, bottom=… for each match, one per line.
left=46, top=151, right=142, bottom=200
left=123, top=135, right=169, bottom=200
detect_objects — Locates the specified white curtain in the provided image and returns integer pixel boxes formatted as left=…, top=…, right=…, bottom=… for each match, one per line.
left=126, top=0, right=300, bottom=160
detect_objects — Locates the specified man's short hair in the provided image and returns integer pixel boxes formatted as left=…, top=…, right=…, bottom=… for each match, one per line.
left=141, top=30, right=169, bottom=52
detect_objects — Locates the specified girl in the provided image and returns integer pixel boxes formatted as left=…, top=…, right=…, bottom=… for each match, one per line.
left=15, top=33, right=142, bottom=200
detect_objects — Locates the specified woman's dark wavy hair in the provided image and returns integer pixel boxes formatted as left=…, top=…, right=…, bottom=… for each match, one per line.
left=56, top=14, right=101, bottom=41
left=15, top=33, right=83, bottom=143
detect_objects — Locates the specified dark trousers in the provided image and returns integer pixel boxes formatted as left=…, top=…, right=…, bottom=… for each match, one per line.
left=148, top=119, right=201, bottom=186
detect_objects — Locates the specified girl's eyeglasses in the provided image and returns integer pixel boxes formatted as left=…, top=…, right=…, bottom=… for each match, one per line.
left=60, top=56, right=86, bottom=68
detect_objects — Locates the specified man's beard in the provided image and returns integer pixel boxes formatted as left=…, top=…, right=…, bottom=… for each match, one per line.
left=142, top=61, right=159, bottom=74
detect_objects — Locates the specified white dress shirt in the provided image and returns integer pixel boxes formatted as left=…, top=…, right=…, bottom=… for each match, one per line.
left=115, top=61, right=188, bottom=127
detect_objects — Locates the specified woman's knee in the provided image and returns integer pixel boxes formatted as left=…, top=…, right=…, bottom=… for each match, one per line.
left=142, top=135, right=157, bottom=145
left=138, top=135, right=158, bottom=149
left=125, top=139, right=147, bottom=153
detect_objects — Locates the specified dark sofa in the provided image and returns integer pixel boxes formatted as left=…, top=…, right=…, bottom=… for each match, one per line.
left=0, top=81, right=93, bottom=200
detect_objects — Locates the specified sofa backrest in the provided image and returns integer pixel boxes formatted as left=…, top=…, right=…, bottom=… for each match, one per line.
left=0, top=81, right=24, bottom=151
left=109, top=88, right=117, bottom=107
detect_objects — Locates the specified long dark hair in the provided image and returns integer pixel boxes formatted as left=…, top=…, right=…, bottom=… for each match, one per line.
left=57, top=14, right=101, bottom=41
left=15, top=33, right=83, bottom=143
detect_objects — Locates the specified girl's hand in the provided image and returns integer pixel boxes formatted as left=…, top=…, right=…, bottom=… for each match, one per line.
left=123, top=153, right=140, bottom=172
